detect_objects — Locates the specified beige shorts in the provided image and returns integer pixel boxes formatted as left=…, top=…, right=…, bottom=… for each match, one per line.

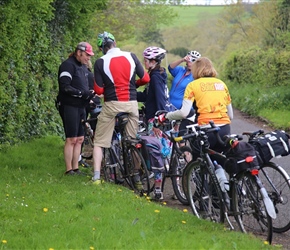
left=93, top=101, right=139, bottom=148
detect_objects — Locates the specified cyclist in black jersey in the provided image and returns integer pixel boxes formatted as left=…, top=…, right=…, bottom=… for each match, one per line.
left=92, top=31, right=150, bottom=185
left=57, top=42, right=95, bottom=175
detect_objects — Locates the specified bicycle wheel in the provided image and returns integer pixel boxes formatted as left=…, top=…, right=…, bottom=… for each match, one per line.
left=231, top=172, right=273, bottom=244
left=183, top=159, right=225, bottom=223
left=171, top=146, right=193, bottom=205
left=259, top=162, right=290, bottom=233
left=126, top=145, right=151, bottom=195
left=102, top=147, right=126, bottom=185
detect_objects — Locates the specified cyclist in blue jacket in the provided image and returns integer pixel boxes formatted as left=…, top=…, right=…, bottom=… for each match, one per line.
left=168, top=50, right=201, bottom=133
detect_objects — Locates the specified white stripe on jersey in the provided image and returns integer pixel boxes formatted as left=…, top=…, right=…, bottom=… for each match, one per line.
left=59, top=71, right=72, bottom=79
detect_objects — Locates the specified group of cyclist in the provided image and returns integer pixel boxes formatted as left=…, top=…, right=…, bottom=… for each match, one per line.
left=57, top=31, right=233, bottom=199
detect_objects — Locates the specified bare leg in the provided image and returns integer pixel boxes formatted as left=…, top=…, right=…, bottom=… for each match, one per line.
left=72, top=136, right=84, bottom=170
left=93, top=145, right=103, bottom=180
left=64, top=136, right=84, bottom=172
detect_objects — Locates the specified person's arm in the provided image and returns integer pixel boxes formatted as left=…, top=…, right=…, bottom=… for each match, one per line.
left=132, top=53, right=150, bottom=86
left=169, top=58, right=185, bottom=70
left=150, top=74, right=167, bottom=111
left=58, top=61, right=82, bottom=97
left=137, top=89, right=147, bottom=102
left=93, top=60, right=104, bottom=96
left=165, top=99, right=193, bottom=121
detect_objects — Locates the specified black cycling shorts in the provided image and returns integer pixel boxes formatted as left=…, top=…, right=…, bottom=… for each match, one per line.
left=59, top=104, right=86, bottom=138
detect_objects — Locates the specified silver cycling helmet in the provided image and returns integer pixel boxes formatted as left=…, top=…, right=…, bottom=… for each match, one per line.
left=187, top=51, right=201, bottom=62
left=143, top=46, right=166, bottom=63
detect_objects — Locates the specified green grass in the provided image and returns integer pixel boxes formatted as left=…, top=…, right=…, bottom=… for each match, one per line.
left=0, top=136, right=279, bottom=249
left=164, top=5, right=225, bottom=28
left=227, top=83, right=290, bottom=132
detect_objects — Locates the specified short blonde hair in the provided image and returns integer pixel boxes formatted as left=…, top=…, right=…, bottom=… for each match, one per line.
left=191, top=57, right=217, bottom=79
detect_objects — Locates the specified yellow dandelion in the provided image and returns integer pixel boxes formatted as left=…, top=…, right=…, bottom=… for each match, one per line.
left=183, top=209, right=188, bottom=213
left=146, top=196, right=150, bottom=200
left=264, top=241, right=269, bottom=245
left=162, top=202, right=167, bottom=205
left=2, top=240, right=7, bottom=244
left=43, top=208, right=48, bottom=212
left=90, top=247, right=94, bottom=250
left=49, top=248, right=54, bottom=250
left=182, top=220, right=186, bottom=224
left=117, top=189, right=122, bottom=192
left=6, top=194, right=9, bottom=197
left=154, top=210, right=160, bottom=213
left=92, top=228, right=96, bottom=231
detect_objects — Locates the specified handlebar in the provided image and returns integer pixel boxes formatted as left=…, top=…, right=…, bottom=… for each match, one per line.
left=172, top=121, right=221, bottom=142
left=172, top=121, right=244, bottom=148
left=242, top=129, right=264, bottom=140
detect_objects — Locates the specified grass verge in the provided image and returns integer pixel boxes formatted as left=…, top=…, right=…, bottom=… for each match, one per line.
left=0, top=136, right=279, bottom=249
left=227, top=83, right=290, bottom=132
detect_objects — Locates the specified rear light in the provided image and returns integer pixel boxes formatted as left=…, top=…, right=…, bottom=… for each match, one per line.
left=245, top=156, right=254, bottom=163
left=250, top=169, right=259, bottom=175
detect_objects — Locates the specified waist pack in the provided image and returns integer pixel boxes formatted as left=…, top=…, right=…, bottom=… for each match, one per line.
left=250, top=130, right=290, bottom=164
left=139, top=135, right=165, bottom=173
left=224, top=141, right=259, bottom=174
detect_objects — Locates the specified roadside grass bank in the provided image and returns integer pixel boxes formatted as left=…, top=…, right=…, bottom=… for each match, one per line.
left=0, top=136, right=279, bottom=249
left=227, top=83, right=290, bottom=132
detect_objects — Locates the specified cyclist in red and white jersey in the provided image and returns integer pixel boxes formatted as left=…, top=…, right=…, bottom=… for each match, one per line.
left=92, top=31, right=150, bottom=185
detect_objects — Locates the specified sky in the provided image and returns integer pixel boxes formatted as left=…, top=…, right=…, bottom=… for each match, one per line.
left=182, top=0, right=259, bottom=5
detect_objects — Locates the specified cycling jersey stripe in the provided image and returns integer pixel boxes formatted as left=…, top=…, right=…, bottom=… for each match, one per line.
left=59, top=71, right=72, bottom=79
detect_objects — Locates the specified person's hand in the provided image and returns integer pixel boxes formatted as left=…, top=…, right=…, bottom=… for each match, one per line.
left=157, top=113, right=167, bottom=124
left=183, top=55, right=191, bottom=62
left=89, top=100, right=97, bottom=110
left=152, top=127, right=162, bottom=138
left=81, top=90, right=95, bottom=100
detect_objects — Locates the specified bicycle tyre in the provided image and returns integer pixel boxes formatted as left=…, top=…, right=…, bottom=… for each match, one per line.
left=259, top=162, right=290, bottom=233
left=183, top=159, right=225, bottom=223
left=231, top=172, right=273, bottom=244
left=102, top=147, right=126, bottom=185
left=126, top=145, right=151, bottom=196
left=171, top=146, right=193, bottom=205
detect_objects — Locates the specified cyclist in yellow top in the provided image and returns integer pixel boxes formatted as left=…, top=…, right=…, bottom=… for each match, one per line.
left=159, top=57, right=233, bottom=155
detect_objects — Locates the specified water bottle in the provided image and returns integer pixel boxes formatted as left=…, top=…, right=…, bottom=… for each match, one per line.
left=214, top=161, right=230, bottom=207
left=214, top=161, right=229, bottom=192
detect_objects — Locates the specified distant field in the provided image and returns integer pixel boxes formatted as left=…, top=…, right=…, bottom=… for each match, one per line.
left=163, top=5, right=225, bottom=28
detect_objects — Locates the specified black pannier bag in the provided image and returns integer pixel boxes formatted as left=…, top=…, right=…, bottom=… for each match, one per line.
left=224, top=141, right=260, bottom=174
left=250, top=130, right=290, bottom=164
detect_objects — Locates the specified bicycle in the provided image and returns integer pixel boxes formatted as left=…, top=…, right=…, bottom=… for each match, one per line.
left=243, top=129, right=290, bottom=233
left=102, top=112, right=151, bottom=196
left=155, top=123, right=193, bottom=205
left=180, top=122, right=275, bottom=244
left=81, top=117, right=98, bottom=161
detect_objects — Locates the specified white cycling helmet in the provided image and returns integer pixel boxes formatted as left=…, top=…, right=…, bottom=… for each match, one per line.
left=143, top=46, right=166, bottom=62
left=187, top=50, right=201, bottom=62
